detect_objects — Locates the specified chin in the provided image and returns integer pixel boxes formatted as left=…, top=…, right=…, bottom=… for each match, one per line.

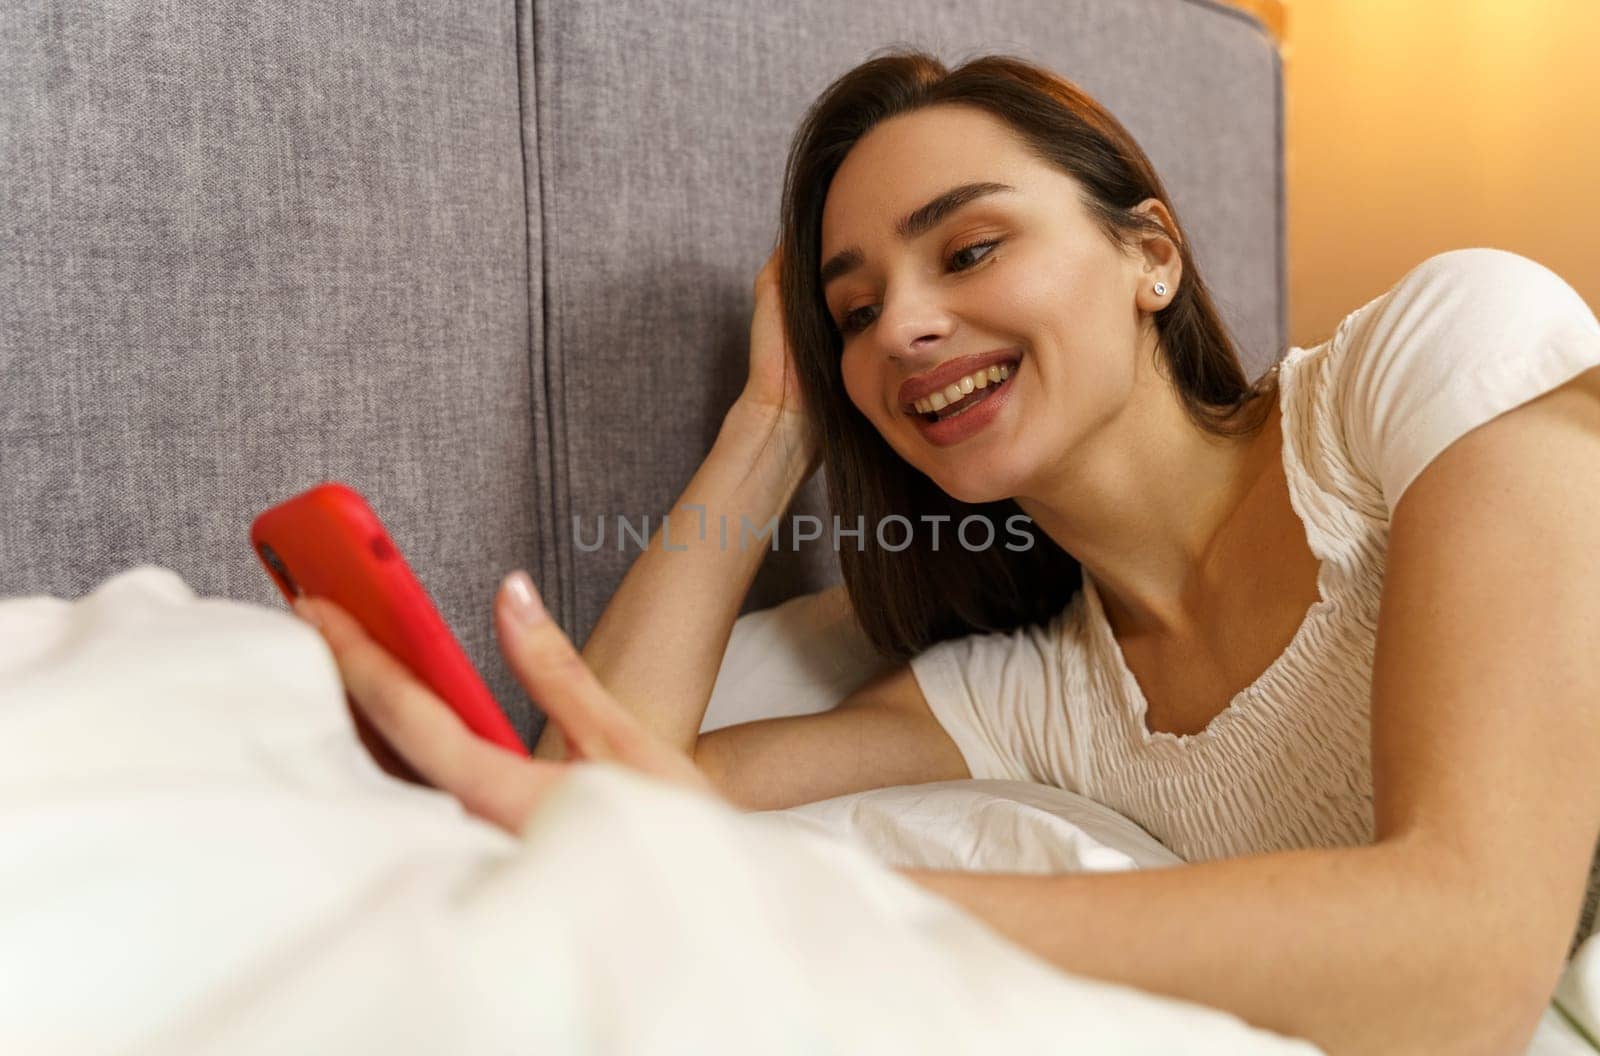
left=931, top=468, right=1017, bottom=507
left=882, top=423, right=1021, bottom=504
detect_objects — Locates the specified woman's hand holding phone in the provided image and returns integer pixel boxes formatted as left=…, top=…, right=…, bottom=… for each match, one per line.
left=294, top=571, right=717, bottom=834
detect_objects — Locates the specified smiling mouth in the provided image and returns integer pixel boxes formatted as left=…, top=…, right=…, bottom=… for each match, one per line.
left=912, top=361, right=1016, bottom=423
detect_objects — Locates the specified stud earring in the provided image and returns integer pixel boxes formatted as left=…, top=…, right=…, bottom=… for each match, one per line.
left=1153, top=282, right=1168, bottom=296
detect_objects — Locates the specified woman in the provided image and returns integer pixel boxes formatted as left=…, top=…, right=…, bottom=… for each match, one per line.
left=295, top=51, right=1600, bottom=1054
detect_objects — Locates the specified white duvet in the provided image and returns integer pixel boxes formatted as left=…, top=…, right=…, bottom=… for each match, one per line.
left=0, top=568, right=1590, bottom=1054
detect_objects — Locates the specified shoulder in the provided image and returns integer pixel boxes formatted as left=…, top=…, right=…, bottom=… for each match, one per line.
left=1319, top=249, right=1600, bottom=514
left=1385, top=247, right=1583, bottom=309
left=1331, top=249, right=1595, bottom=394
left=914, top=591, right=1085, bottom=667
left=903, top=592, right=1092, bottom=788
left=1394, top=246, right=1579, bottom=297
left=1331, top=248, right=1592, bottom=377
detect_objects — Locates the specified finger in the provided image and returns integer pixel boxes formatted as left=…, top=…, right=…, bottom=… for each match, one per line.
left=492, top=572, right=650, bottom=763
left=492, top=582, right=712, bottom=794
left=453, top=755, right=573, bottom=834
left=294, top=597, right=579, bottom=833
left=493, top=574, right=719, bottom=801
left=296, top=596, right=520, bottom=797
left=350, top=701, right=428, bottom=785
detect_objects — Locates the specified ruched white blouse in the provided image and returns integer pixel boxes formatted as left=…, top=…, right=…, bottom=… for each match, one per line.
left=908, top=248, right=1600, bottom=958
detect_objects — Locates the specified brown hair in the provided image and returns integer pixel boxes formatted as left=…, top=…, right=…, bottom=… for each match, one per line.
left=774, top=49, right=1279, bottom=660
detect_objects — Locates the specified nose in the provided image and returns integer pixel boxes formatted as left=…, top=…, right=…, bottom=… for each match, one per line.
left=874, top=283, right=954, bottom=361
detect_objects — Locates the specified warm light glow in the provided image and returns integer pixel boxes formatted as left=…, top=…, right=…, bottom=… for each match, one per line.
left=1228, top=0, right=1600, bottom=348
left=1224, top=0, right=1286, bottom=42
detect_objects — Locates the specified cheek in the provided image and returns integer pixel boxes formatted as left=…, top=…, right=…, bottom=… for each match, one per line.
left=991, top=258, right=1128, bottom=385
left=979, top=286, right=1128, bottom=461
left=988, top=256, right=1083, bottom=329
left=839, top=351, right=878, bottom=422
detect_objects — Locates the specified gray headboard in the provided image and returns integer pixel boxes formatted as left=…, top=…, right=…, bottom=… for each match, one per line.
left=0, top=0, right=1283, bottom=744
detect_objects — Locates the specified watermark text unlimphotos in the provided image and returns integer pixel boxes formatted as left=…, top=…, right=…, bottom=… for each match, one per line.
left=572, top=507, right=1036, bottom=553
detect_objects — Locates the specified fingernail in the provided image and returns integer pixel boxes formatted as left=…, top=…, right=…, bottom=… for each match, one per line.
left=292, top=597, right=322, bottom=628
left=502, top=570, right=547, bottom=625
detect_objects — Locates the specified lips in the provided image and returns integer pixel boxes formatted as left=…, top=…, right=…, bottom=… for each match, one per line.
left=897, top=348, right=1023, bottom=412
left=911, top=360, right=1018, bottom=446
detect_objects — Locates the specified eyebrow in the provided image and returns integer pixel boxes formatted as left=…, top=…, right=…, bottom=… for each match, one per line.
left=819, top=181, right=1017, bottom=291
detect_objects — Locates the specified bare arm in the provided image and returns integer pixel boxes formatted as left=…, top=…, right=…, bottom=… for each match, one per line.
left=693, top=661, right=971, bottom=811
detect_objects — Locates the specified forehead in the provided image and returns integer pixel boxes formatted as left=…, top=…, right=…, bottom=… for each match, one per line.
left=820, top=105, right=1040, bottom=247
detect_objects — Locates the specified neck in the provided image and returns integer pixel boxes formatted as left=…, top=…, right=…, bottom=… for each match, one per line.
left=1018, top=348, right=1280, bottom=639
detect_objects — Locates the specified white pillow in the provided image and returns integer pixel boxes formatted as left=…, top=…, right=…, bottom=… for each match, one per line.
left=706, top=588, right=1182, bottom=876
left=701, top=583, right=894, bottom=731
left=764, top=779, right=1183, bottom=875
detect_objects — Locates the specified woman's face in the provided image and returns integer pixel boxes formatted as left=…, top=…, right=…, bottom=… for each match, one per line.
left=820, top=103, right=1168, bottom=505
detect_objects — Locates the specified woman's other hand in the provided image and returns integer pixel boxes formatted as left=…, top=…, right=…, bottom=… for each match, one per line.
left=292, top=571, right=717, bottom=835
left=732, top=244, right=819, bottom=476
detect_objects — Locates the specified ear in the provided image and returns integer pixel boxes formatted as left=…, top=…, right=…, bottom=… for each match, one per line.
left=1129, top=198, right=1183, bottom=313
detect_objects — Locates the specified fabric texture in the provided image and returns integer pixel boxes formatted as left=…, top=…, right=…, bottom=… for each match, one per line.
left=0, top=1, right=541, bottom=737
left=909, top=248, right=1600, bottom=959
left=767, top=778, right=1185, bottom=874
left=0, top=565, right=1328, bottom=1055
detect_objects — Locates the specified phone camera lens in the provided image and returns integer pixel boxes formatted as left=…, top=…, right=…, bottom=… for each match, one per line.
left=257, top=542, right=301, bottom=597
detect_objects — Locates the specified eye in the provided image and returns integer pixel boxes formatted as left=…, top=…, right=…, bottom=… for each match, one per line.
left=947, top=238, right=999, bottom=271
left=835, top=239, right=1002, bottom=335
left=837, top=305, right=875, bottom=336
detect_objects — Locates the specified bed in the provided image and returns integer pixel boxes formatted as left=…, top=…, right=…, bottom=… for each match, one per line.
left=0, top=566, right=1328, bottom=1052
left=2, top=567, right=1596, bottom=1052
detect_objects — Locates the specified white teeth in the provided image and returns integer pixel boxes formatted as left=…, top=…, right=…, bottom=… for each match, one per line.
left=911, top=363, right=1014, bottom=415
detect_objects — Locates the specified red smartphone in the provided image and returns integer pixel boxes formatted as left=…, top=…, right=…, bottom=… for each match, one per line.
left=250, top=481, right=528, bottom=757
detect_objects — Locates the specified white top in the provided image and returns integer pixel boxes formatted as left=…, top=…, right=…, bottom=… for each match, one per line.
left=909, top=248, right=1600, bottom=958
